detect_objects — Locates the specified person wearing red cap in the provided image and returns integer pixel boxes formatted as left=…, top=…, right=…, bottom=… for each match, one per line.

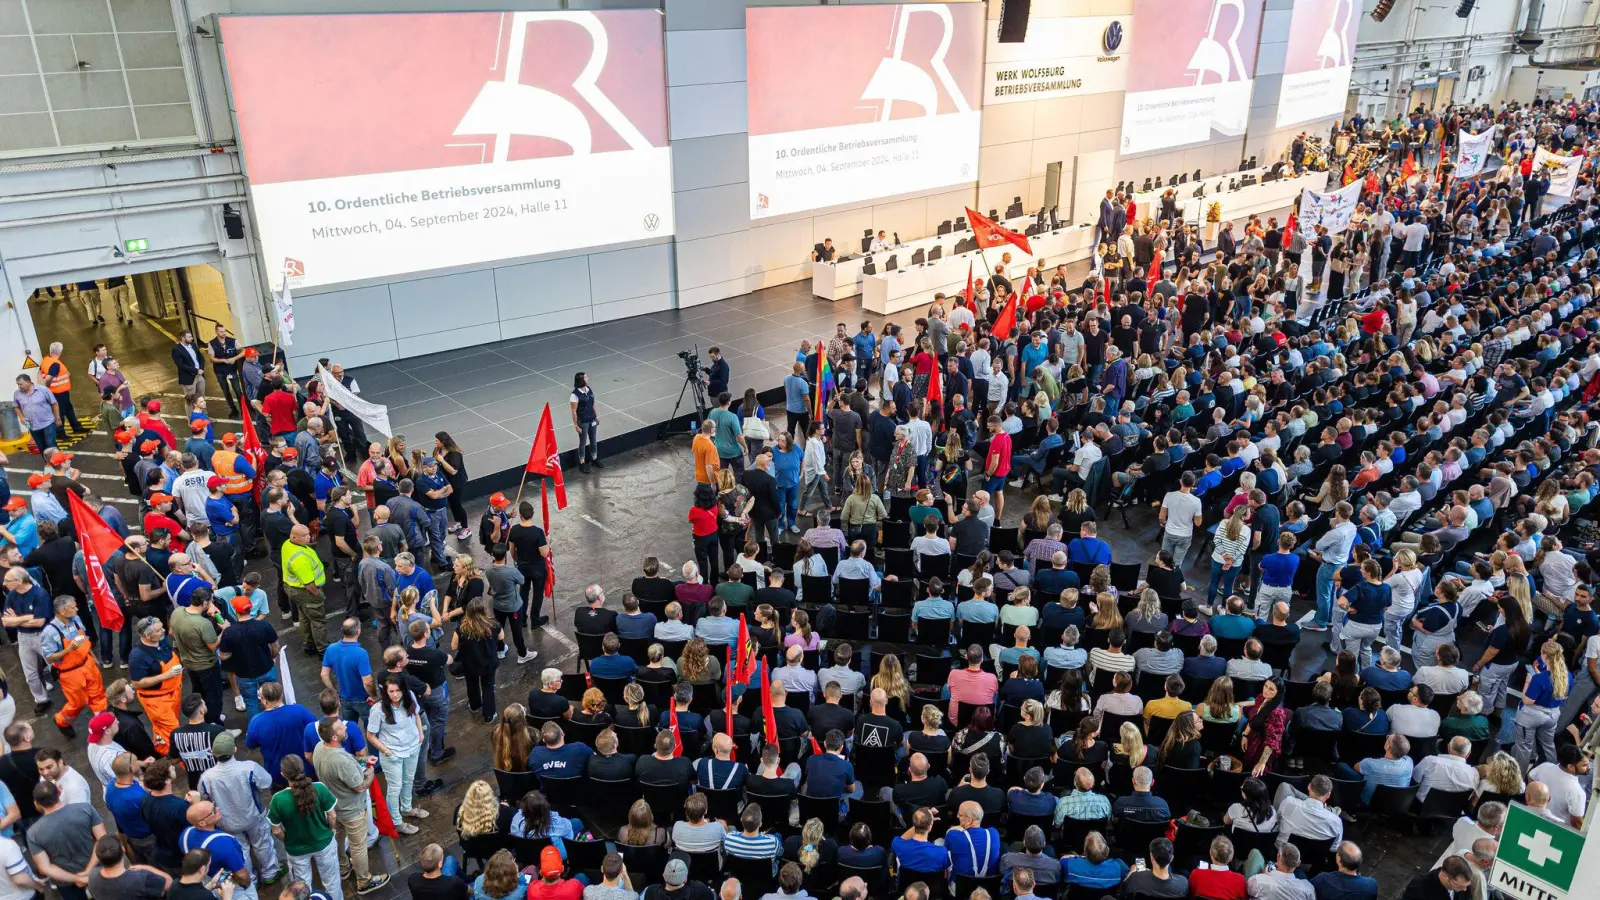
left=479, top=492, right=512, bottom=548
left=254, top=376, right=300, bottom=439
left=186, top=420, right=216, bottom=471
left=41, top=595, right=107, bottom=738
left=0, top=496, right=39, bottom=558
left=525, top=845, right=581, bottom=900
left=84, top=712, right=123, bottom=790
left=136, top=400, right=177, bottom=452
left=141, top=495, right=188, bottom=553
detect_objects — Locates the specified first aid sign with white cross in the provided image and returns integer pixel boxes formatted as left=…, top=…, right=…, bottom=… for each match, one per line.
left=1491, top=802, right=1587, bottom=900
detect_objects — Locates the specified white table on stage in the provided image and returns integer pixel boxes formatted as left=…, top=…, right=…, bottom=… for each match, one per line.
left=1130, top=166, right=1331, bottom=225
left=861, top=223, right=1097, bottom=315
left=810, top=213, right=1041, bottom=301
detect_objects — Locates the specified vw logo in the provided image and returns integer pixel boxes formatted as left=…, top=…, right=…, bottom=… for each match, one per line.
left=643, top=213, right=660, bottom=232
left=1103, top=21, right=1124, bottom=54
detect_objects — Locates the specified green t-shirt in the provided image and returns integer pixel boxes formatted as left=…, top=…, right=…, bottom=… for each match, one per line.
left=715, top=581, right=754, bottom=610
left=267, top=783, right=336, bottom=855
left=168, top=609, right=219, bottom=671
left=709, top=408, right=742, bottom=458
left=907, top=505, right=942, bottom=529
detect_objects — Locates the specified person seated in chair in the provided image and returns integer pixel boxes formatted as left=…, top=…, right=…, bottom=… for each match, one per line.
left=1332, top=732, right=1413, bottom=804
left=1410, top=735, right=1477, bottom=802
left=1111, top=766, right=1171, bottom=823
left=1066, top=523, right=1113, bottom=567
left=1288, top=681, right=1343, bottom=754
left=1053, top=766, right=1111, bottom=826
left=746, top=743, right=801, bottom=797
left=891, top=807, right=949, bottom=880
left=1007, top=766, right=1057, bottom=818
left=945, top=800, right=1003, bottom=881
left=588, top=633, right=638, bottom=680
left=1187, top=835, right=1248, bottom=900
left=1183, top=635, right=1228, bottom=680
left=1002, top=826, right=1062, bottom=896
left=1061, top=830, right=1128, bottom=891
left=695, top=733, right=747, bottom=793
left=891, top=752, right=949, bottom=821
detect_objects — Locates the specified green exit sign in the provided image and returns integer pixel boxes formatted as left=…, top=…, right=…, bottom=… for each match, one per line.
left=123, top=238, right=148, bottom=253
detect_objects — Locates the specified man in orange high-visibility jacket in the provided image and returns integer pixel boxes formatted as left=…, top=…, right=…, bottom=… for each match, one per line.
left=41, top=596, right=106, bottom=737
left=37, top=342, right=83, bottom=434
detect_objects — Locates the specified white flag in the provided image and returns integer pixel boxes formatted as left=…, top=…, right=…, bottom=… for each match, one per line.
left=1534, top=146, right=1583, bottom=198
left=1297, top=179, right=1364, bottom=235
left=273, top=280, right=295, bottom=348
left=1454, top=127, right=1496, bottom=178
left=318, top=365, right=392, bottom=437
left=278, top=647, right=296, bottom=706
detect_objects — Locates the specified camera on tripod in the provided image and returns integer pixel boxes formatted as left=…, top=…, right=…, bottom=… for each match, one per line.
left=677, top=348, right=702, bottom=377
left=662, top=345, right=712, bottom=440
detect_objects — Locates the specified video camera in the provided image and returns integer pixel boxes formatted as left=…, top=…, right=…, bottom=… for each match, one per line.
left=677, top=347, right=703, bottom=378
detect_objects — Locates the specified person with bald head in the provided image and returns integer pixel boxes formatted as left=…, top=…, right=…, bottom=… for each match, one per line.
left=892, top=753, right=949, bottom=820
left=694, top=732, right=746, bottom=792
left=945, top=800, right=1001, bottom=880
left=179, top=800, right=257, bottom=900
left=1411, top=735, right=1478, bottom=801
left=281, top=523, right=328, bottom=653
left=836, top=875, right=867, bottom=900
left=855, top=687, right=906, bottom=759
left=1460, top=837, right=1498, bottom=900
left=1524, top=781, right=1564, bottom=823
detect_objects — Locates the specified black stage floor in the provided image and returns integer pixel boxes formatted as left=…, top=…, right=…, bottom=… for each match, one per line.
left=345, top=281, right=902, bottom=491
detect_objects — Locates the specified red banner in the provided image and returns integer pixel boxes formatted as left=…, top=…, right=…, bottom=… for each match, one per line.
left=963, top=206, right=1033, bottom=256
left=66, top=492, right=125, bottom=634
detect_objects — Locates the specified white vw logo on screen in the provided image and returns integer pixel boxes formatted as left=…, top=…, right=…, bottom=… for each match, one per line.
left=453, top=12, right=653, bottom=160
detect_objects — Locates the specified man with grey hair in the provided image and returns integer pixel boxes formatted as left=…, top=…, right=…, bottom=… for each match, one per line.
left=1460, top=837, right=1498, bottom=900
left=1246, top=843, right=1312, bottom=900
left=1184, top=634, right=1226, bottom=680
left=1023, top=526, right=1068, bottom=571
left=836, top=876, right=867, bottom=900
left=525, top=668, right=571, bottom=720
left=2, top=565, right=54, bottom=712
left=717, top=877, right=741, bottom=900
left=171, top=453, right=217, bottom=528
left=1053, top=767, right=1109, bottom=824
left=293, top=418, right=324, bottom=474
left=1111, top=766, right=1170, bottom=823
left=1412, top=736, right=1478, bottom=801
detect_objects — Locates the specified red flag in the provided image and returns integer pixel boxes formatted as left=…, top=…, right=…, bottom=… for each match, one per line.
left=1102, top=270, right=1112, bottom=307
left=1147, top=248, right=1164, bottom=294
left=669, top=702, right=684, bottom=758
left=810, top=735, right=825, bottom=757
left=66, top=491, right=124, bottom=633
left=991, top=293, right=1019, bottom=342
left=1282, top=212, right=1297, bottom=249
left=238, top=409, right=268, bottom=502
left=963, top=261, right=974, bottom=310
left=724, top=672, right=735, bottom=741
left=526, top=404, right=566, bottom=599
left=1401, top=153, right=1418, bottom=181
left=734, top=615, right=754, bottom=684
left=1342, top=162, right=1356, bottom=186
left=369, top=776, right=400, bottom=839
left=760, top=662, right=777, bottom=745
left=925, top=352, right=943, bottom=414
left=963, top=207, right=1033, bottom=255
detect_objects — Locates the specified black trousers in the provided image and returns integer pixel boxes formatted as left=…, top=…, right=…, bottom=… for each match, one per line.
left=463, top=668, right=496, bottom=721
left=495, top=609, right=527, bottom=656
left=214, top=368, right=244, bottom=413
left=188, top=666, right=225, bottom=724
left=517, top=564, right=549, bottom=625
left=55, top=391, right=82, bottom=432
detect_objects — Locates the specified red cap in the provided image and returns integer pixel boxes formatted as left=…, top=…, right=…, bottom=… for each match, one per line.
left=489, top=492, right=510, bottom=508
left=4, top=498, right=26, bottom=512
left=230, top=595, right=253, bottom=616
left=112, top=429, right=133, bottom=444
left=220, top=433, right=238, bottom=446
left=48, top=452, right=72, bottom=466
left=539, top=846, right=563, bottom=878
left=145, top=400, right=161, bottom=413
left=139, top=439, right=160, bottom=453
left=243, top=347, right=260, bottom=358
left=88, top=712, right=116, bottom=742
left=206, top=475, right=226, bottom=490
left=281, top=448, right=299, bottom=461
left=25, top=473, right=47, bottom=489
left=189, top=419, right=209, bottom=434
left=149, top=492, right=174, bottom=506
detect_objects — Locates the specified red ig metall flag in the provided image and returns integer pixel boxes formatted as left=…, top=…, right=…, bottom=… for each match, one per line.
left=524, top=404, right=568, bottom=598
left=66, top=491, right=124, bottom=633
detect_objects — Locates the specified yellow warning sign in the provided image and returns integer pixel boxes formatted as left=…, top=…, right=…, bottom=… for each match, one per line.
left=20, top=355, right=37, bottom=370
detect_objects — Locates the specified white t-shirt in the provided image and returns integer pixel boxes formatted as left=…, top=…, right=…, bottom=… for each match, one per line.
left=0, top=837, right=32, bottom=900
left=1404, top=222, right=1430, bottom=251
left=1529, top=762, right=1588, bottom=824
left=51, top=767, right=91, bottom=808
left=1161, top=491, right=1203, bottom=538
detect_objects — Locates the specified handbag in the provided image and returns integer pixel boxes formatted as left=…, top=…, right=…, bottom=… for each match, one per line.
left=743, top=416, right=770, bottom=441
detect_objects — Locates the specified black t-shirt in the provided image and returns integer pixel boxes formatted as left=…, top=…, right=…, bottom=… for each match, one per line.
left=1007, top=723, right=1055, bottom=760
left=405, top=646, right=448, bottom=688
left=118, top=556, right=166, bottom=618
left=854, top=713, right=904, bottom=753
left=641, top=883, right=716, bottom=900
left=754, top=587, right=796, bottom=613
left=169, top=722, right=223, bottom=783
left=753, top=706, right=809, bottom=741
left=325, top=506, right=356, bottom=559
left=407, top=873, right=469, bottom=900
left=262, top=510, right=293, bottom=552
left=809, top=703, right=856, bottom=738
left=632, top=577, right=677, bottom=606
left=589, top=752, right=636, bottom=782
left=525, top=690, right=570, bottom=721
left=91, top=867, right=169, bottom=900
left=746, top=773, right=797, bottom=798
left=508, top=524, right=548, bottom=575
left=906, top=731, right=950, bottom=760
left=203, top=541, right=239, bottom=589
left=575, top=606, right=618, bottom=637
left=0, top=748, right=39, bottom=817
left=951, top=516, right=989, bottom=555
left=636, top=754, right=694, bottom=786
left=142, top=793, right=191, bottom=867
left=167, top=882, right=218, bottom=900
left=218, top=620, right=277, bottom=678
left=892, top=775, right=949, bottom=813
left=948, top=783, right=1005, bottom=818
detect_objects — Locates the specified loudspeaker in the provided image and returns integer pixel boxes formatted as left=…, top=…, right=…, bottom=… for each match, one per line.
left=997, top=0, right=1031, bottom=43
left=222, top=204, right=245, bottom=240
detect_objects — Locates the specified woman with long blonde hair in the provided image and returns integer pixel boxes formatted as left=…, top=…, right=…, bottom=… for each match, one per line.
left=386, top=435, right=411, bottom=480
left=1197, top=676, right=1240, bottom=723
left=491, top=705, right=534, bottom=772
left=455, top=779, right=501, bottom=838
left=1111, top=720, right=1150, bottom=768
left=1090, top=593, right=1123, bottom=631
left=1514, top=640, right=1572, bottom=767
left=1383, top=548, right=1423, bottom=651
left=1024, top=495, right=1054, bottom=533
left=1308, top=464, right=1349, bottom=512
left=794, top=817, right=831, bottom=874
left=872, top=653, right=911, bottom=711
left=1207, top=506, right=1251, bottom=608
left=616, top=682, right=654, bottom=728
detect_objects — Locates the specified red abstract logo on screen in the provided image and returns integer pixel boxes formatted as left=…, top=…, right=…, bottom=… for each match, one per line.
left=1281, top=0, right=1358, bottom=78
left=746, top=4, right=984, bottom=137
left=283, top=258, right=305, bottom=279
left=757, top=194, right=770, bottom=211
left=1125, top=0, right=1263, bottom=94
left=219, top=12, right=669, bottom=185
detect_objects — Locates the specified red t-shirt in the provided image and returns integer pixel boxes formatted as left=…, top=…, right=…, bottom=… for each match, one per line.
left=142, top=512, right=188, bottom=551
left=911, top=352, right=939, bottom=378
left=1188, top=866, right=1248, bottom=900
left=262, top=390, right=298, bottom=434
left=525, top=879, right=582, bottom=900
left=1359, top=308, right=1389, bottom=335
left=987, top=431, right=1013, bottom=477
left=688, top=505, right=718, bottom=538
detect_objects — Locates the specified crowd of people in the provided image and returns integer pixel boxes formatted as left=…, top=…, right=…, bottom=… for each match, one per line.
left=2, top=95, right=1600, bottom=900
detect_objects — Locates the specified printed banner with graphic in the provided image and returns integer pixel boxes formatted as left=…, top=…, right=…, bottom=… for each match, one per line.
left=316, top=365, right=392, bottom=437
left=1120, top=0, right=1265, bottom=153
left=1275, top=0, right=1360, bottom=128
left=1297, top=178, right=1363, bottom=235
left=1535, top=147, right=1583, bottom=197
left=1454, top=127, right=1497, bottom=178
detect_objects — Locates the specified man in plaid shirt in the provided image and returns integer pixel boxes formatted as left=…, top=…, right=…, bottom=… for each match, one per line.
left=1052, top=768, right=1110, bottom=825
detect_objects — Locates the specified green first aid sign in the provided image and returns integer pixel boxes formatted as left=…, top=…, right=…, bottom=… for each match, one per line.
left=1492, top=803, right=1586, bottom=900
left=124, top=238, right=148, bottom=252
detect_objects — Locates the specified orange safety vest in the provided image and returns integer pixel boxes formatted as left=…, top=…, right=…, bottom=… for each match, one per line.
left=213, top=449, right=252, bottom=495
left=38, top=356, right=70, bottom=394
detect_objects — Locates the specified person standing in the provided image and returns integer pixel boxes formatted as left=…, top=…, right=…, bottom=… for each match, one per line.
left=207, top=326, right=246, bottom=418
left=1306, top=503, right=1357, bottom=632
left=784, top=363, right=811, bottom=443
left=28, top=780, right=106, bottom=900
left=170, top=331, right=206, bottom=404
left=41, top=596, right=106, bottom=739
left=451, top=600, right=502, bottom=724
left=311, top=717, right=388, bottom=895
left=282, top=525, right=328, bottom=653
left=708, top=393, right=747, bottom=479
left=1, top=567, right=53, bottom=714
left=128, top=617, right=186, bottom=756
left=198, top=732, right=281, bottom=885
left=12, top=375, right=60, bottom=457
left=366, top=674, right=426, bottom=836
left=168, top=590, right=226, bottom=726
left=36, top=343, right=83, bottom=435
left=268, top=756, right=341, bottom=900
left=570, top=373, right=602, bottom=474
left=507, top=503, right=551, bottom=630
left=87, top=835, right=166, bottom=900
left=486, top=546, right=534, bottom=664
left=405, top=621, right=456, bottom=766
left=433, top=433, right=472, bottom=541
left=178, top=801, right=259, bottom=900
left=412, top=458, right=452, bottom=571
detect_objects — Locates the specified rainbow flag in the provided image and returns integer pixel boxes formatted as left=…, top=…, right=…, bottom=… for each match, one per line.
left=813, top=344, right=835, bottom=418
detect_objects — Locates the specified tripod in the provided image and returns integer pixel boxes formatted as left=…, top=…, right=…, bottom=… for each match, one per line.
left=661, top=368, right=711, bottom=439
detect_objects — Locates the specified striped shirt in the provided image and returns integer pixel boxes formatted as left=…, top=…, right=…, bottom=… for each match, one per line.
left=723, top=830, right=782, bottom=865
left=1211, top=526, right=1252, bottom=566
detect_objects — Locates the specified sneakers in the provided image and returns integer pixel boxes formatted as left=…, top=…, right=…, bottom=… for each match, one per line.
left=1301, top=621, right=1330, bottom=632
left=592, top=459, right=605, bottom=469
left=357, top=876, right=391, bottom=894
left=396, top=822, right=420, bottom=835
left=455, top=527, right=472, bottom=540
left=789, top=525, right=801, bottom=534
left=33, top=701, right=51, bottom=716
left=435, top=747, right=457, bottom=763
left=56, top=722, right=76, bottom=739
left=403, top=807, right=430, bottom=818
left=497, top=648, right=507, bottom=660
left=280, top=611, right=293, bottom=620
left=414, top=781, right=444, bottom=798
left=517, top=651, right=538, bottom=664
left=579, top=462, right=591, bottom=474
left=234, top=696, right=246, bottom=712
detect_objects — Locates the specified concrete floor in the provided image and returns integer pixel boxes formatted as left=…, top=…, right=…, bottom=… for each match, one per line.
left=11, top=259, right=1457, bottom=900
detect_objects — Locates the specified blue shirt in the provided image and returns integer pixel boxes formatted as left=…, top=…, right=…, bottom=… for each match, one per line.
left=179, top=827, right=248, bottom=876
left=1356, top=755, right=1413, bottom=803
left=616, top=611, right=657, bottom=639
left=414, top=472, right=449, bottom=511
left=1066, top=538, right=1112, bottom=566
left=1360, top=666, right=1412, bottom=691
left=1260, top=553, right=1298, bottom=587
left=784, top=376, right=811, bottom=414
left=1524, top=669, right=1573, bottom=709
left=588, top=654, right=638, bottom=679
left=302, top=718, right=366, bottom=762
left=1311, top=871, right=1378, bottom=900
left=3, top=584, right=51, bottom=633
left=913, top=597, right=955, bottom=622
left=957, top=600, right=999, bottom=624
left=695, top=615, right=739, bottom=646
left=105, top=781, right=152, bottom=838
left=322, top=640, right=372, bottom=701
left=804, top=752, right=855, bottom=797
left=528, top=742, right=593, bottom=779
left=1343, top=582, right=1391, bottom=625
left=772, top=445, right=803, bottom=488
left=946, top=827, right=1002, bottom=877
left=205, top=497, right=237, bottom=536
left=245, top=704, right=319, bottom=783
left=1063, top=856, right=1129, bottom=889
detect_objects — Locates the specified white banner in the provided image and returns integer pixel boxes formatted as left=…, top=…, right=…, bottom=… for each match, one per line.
left=982, top=16, right=1131, bottom=105
left=272, top=278, right=294, bottom=347
left=1454, top=127, right=1497, bottom=178
left=278, top=646, right=296, bottom=706
left=1298, top=179, right=1364, bottom=235
left=1535, top=146, right=1584, bottom=197
left=317, top=365, right=392, bottom=437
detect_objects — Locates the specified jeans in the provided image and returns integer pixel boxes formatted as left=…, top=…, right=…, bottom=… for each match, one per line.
left=576, top=420, right=599, bottom=463
left=721, top=454, right=746, bottom=480
left=27, top=425, right=56, bottom=456
left=1161, top=532, right=1193, bottom=568
left=777, top=484, right=800, bottom=530
left=288, top=840, right=343, bottom=900
left=1315, top=562, right=1339, bottom=626
left=420, top=681, right=449, bottom=761
left=424, top=507, right=449, bottom=568
left=339, top=698, right=371, bottom=724
left=236, top=667, right=279, bottom=719
left=381, top=752, right=418, bottom=826
left=1207, top=560, right=1241, bottom=608
left=1339, top=620, right=1382, bottom=671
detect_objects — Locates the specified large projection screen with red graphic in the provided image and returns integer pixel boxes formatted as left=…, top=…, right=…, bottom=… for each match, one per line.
left=745, top=3, right=984, bottom=221
left=1275, top=0, right=1359, bottom=128
left=1119, top=0, right=1264, bottom=155
left=220, top=11, right=673, bottom=290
